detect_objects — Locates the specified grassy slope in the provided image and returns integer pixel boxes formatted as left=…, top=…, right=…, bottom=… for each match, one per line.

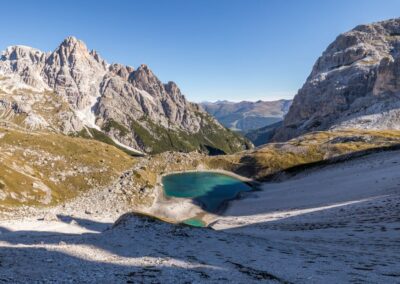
left=206, top=129, right=400, bottom=179
left=108, top=113, right=253, bottom=155
left=1, top=85, right=251, bottom=156
left=1, top=127, right=400, bottom=211
left=0, top=128, right=134, bottom=207
left=120, top=129, right=400, bottom=191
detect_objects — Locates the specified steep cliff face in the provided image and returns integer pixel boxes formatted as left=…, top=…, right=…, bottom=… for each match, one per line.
left=274, top=18, right=400, bottom=141
left=0, top=37, right=252, bottom=154
left=42, top=37, right=108, bottom=130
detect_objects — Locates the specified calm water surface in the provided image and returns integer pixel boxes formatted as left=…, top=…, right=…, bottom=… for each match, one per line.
left=162, top=172, right=252, bottom=213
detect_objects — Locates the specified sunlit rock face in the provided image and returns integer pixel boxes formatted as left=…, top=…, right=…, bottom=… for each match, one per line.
left=274, top=18, right=400, bottom=141
left=0, top=37, right=251, bottom=154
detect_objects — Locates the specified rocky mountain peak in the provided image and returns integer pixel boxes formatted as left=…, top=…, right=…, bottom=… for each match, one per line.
left=0, top=45, right=48, bottom=91
left=1, top=45, right=46, bottom=63
left=41, top=37, right=108, bottom=111
left=128, top=64, right=164, bottom=96
left=129, top=64, right=156, bottom=83
left=47, top=36, right=106, bottom=69
left=57, top=36, right=93, bottom=55
left=60, top=36, right=84, bottom=47
left=138, top=63, right=150, bottom=70
left=57, top=36, right=87, bottom=58
left=0, top=37, right=252, bottom=154
left=108, top=63, right=134, bottom=79
left=273, top=18, right=400, bottom=142
left=164, top=81, right=180, bottom=95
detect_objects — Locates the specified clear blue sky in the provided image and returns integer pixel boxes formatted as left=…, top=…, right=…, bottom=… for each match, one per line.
left=1, top=0, right=399, bottom=102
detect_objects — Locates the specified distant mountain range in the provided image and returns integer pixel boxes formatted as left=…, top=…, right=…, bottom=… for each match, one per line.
left=200, top=99, right=292, bottom=133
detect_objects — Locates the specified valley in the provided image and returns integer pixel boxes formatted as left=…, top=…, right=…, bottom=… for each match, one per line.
left=0, top=146, right=399, bottom=283
left=200, top=99, right=291, bottom=133
left=0, top=14, right=400, bottom=284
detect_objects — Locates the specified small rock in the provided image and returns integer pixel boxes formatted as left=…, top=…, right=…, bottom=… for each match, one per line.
left=43, top=213, right=59, bottom=221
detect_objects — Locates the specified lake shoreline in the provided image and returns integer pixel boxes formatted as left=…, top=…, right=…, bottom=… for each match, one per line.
left=160, top=168, right=253, bottom=183
left=141, top=169, right=256, bottom=226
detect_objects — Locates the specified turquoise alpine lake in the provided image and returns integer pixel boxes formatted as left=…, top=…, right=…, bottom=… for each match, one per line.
left=162, top=172, right=252, bottom=213
left=182, top=218, right=207, bottom=227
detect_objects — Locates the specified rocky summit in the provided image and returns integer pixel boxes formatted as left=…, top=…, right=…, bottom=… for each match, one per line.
left=274, top=18, right=400, bottom=141
left=0, top=37, right=252, bottom=154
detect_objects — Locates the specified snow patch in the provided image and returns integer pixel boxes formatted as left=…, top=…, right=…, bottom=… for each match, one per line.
left=111, top=138, right=143, bottom=155
left=75, top=94, right=101, bottom=131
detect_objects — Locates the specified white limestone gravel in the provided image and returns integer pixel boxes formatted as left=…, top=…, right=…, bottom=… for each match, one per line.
left=0, top=150, right=399, bottom=283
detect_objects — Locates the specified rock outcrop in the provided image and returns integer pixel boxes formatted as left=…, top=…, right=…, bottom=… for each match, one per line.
left=274, top=18, right=400, bottom=141
left=0, top=37, right=252, bottom=154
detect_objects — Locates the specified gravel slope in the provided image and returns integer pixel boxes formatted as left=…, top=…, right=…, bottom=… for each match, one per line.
left=0, top=150, right=399, bottom=283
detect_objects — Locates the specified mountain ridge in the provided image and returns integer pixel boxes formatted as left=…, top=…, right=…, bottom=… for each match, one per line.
left=200, top=99, right=291, bottom=133
left=0, top=36, right=252, bottom=154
